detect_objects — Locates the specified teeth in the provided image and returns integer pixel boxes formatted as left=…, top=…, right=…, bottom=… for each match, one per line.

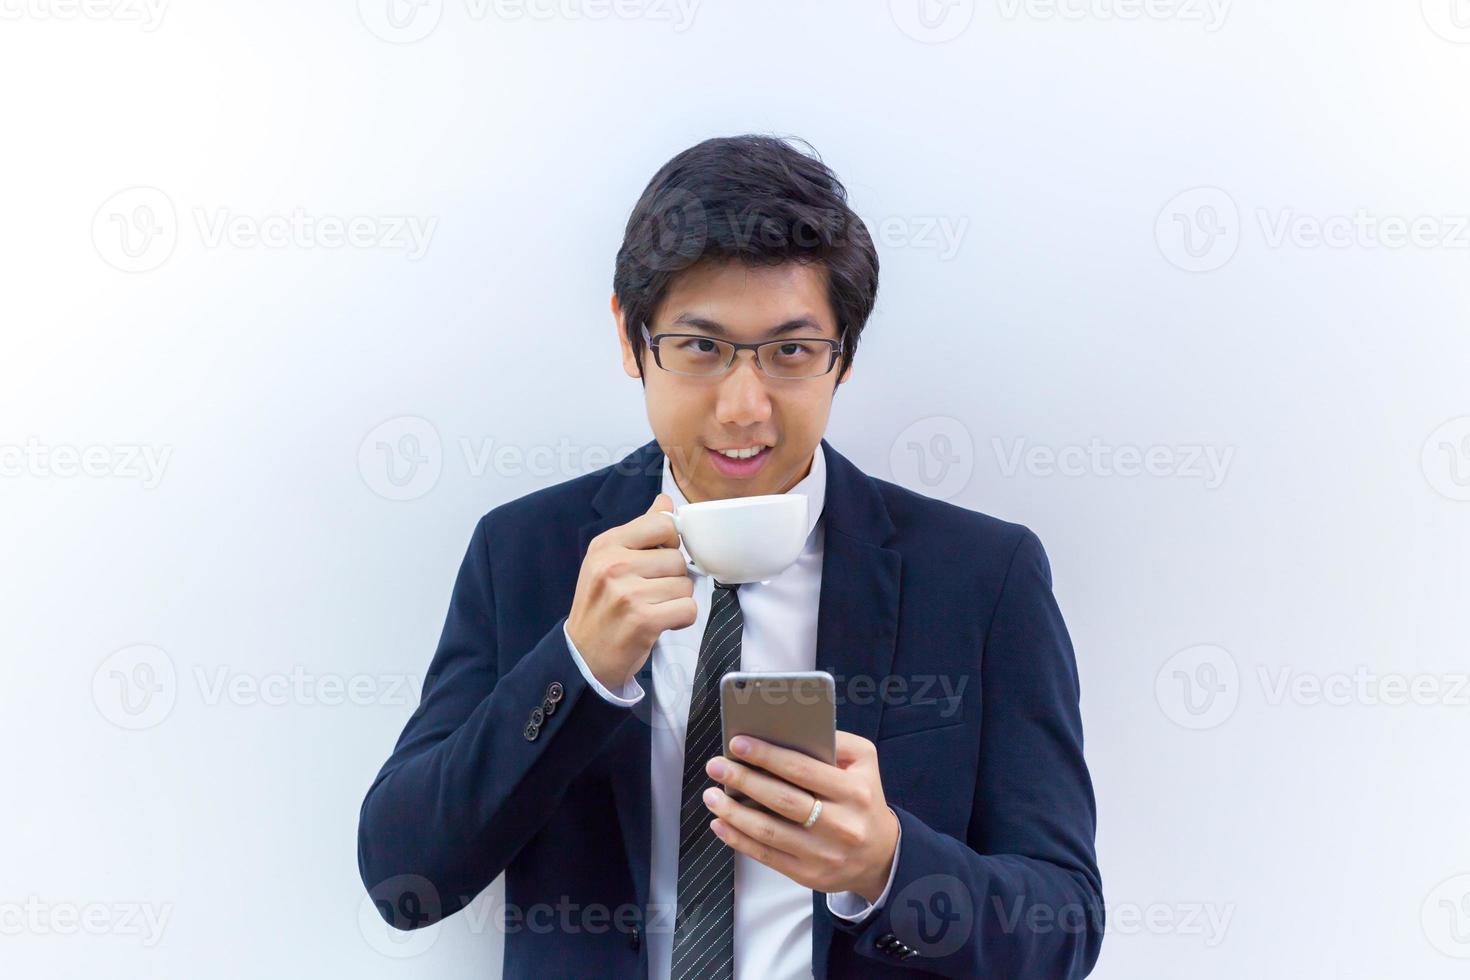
left=716, top=446, right=767, bottom=460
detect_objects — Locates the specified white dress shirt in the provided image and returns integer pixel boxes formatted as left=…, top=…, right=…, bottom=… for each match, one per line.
left=561, top=442, right=901, bottom=980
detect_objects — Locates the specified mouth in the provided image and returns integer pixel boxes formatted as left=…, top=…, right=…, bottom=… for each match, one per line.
left=706, top=443, right=774, bottom=479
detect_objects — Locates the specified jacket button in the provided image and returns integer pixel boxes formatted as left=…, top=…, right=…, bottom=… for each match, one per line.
left=628, top=926, right=641, bottom=951
left=546, top=681, right=564, bottom=704
left=542, top=697, right=557, bottom=717
left=529, top=705, right=545, bottom=726
left=523, top=722, right=539, bottom=741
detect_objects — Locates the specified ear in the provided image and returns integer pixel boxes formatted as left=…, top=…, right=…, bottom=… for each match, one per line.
left=612, top=292, right=641, bottom=380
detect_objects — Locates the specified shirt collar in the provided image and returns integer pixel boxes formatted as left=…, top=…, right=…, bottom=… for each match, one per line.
left=662, top=442, right=827, bottom=561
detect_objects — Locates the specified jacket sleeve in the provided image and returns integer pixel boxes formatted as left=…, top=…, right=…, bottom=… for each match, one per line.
left=831, top=527, right=1104, bottom=977
left=356, top=513, right=638, bottom=928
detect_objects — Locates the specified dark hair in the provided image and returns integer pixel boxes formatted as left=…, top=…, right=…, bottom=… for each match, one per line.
left=613, top=134, right=878, bottom=389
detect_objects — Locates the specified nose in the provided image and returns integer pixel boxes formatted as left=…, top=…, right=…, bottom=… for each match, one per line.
left=714, top=349, right=772, bottom=427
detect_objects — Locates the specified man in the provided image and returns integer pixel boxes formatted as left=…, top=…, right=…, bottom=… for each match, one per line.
left=357, top=134, right=1103, bottom=978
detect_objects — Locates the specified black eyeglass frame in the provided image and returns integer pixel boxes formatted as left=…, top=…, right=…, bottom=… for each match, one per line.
left=638, top=322, right=847, bottom=380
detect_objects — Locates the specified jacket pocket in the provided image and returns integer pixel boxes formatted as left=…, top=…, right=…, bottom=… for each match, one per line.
left=876, top=694, right=965, bottom=741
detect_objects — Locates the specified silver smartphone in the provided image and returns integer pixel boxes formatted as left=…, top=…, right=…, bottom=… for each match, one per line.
left=718, top=670, right=836, bottom=818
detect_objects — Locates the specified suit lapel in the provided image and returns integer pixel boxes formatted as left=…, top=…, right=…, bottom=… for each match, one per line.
left=807, top=439, right=902, bottom=975
left=580, top=438, right=902, bottom=969
left=579, top=440, right=664, bottom=915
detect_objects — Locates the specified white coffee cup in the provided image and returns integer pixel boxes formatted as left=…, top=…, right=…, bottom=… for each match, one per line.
left=658, top=493, right=809, bottom=585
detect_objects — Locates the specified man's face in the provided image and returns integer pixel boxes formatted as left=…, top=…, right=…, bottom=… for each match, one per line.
left=615, top=259, right=853, bottom=504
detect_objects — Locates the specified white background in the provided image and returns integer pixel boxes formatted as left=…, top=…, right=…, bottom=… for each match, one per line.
left=3, top=1, right=1469, bottom=977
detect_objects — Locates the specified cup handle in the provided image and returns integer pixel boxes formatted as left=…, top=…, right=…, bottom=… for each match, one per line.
left=657, top=510, right=705, bottom=575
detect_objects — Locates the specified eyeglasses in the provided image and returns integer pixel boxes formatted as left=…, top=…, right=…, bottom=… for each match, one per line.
left=640, top=323, right=846, bottom=380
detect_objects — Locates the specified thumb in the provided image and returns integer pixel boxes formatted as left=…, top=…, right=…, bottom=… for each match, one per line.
left=835, top=730, right=874, bottom=768
left=649, top=492, right=674, bottom=515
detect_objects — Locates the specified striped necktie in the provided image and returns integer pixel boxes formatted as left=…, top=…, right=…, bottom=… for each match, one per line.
left=670, top=579, right=743, bottom=980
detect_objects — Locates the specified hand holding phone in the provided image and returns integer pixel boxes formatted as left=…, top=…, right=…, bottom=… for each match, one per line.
left=718, top=671, right=836, bottom=818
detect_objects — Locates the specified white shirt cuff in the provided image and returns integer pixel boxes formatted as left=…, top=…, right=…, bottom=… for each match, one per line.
left=825, top=808, right=902, bottom=923
left=562, top=622, right=645, bottom=706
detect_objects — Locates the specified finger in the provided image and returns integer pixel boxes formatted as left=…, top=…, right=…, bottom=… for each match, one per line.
left=726, top=736, right=847, bottom=800
left=616, top=546, right=690, bottom=579
left=702, top=787, right=831, bottom=867
left=706, top=756, right=817, bottom=825
left=708, top=816, right=814, bottom=887
left=630, top=573, right=695, bottom=604
left=834, top=730, right=875, bottom=768
left=614, top=494, right=682, bottom=551
left=643, top=595, right=697, bottom=633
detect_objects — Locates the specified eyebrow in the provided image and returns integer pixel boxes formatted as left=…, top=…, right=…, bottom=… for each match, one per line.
left=669, top=314, right=829, bottom=338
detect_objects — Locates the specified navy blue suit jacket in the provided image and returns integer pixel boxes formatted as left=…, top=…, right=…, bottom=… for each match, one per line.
left=357, top=438, right=1103, bottom=978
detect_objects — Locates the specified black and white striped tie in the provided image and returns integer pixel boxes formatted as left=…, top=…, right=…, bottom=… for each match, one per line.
left=670, top=579, right=743, bottom=980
